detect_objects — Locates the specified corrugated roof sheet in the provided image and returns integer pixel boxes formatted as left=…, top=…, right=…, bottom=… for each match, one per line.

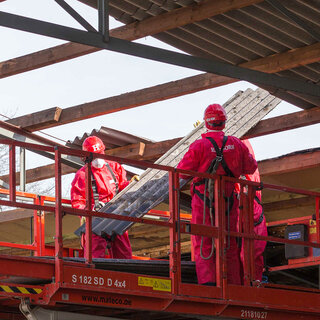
left=66, top=126, right=153, bottom=150
left=78, top=0, right=320, bottom=109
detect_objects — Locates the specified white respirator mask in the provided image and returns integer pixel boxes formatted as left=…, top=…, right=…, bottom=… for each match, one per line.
left=92, top=158, right=105, bottom=168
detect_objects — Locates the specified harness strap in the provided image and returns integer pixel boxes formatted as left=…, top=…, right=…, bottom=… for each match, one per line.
left=90, top=173, right=101, bottom=211
left=254, top=211, right=264, bottom=226
left=254, top=195, right=264, bottom=226
left=193, top=135, right=234, bottom=200
left=90, top=163, right=119, bottom=211
left=105, top=162, right=119, bottom=195
left=206, top=136, right=235, bottom=177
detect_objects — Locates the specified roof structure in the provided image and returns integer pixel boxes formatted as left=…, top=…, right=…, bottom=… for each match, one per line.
left=76, top=0, right=320, bottom=108
left=0, top=0, right=319, bottom=318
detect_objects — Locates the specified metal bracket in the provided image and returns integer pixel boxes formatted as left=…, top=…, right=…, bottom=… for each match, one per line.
left=19, top=299, right=35, bottom=320
left=20, top=298, right=125, bottom=319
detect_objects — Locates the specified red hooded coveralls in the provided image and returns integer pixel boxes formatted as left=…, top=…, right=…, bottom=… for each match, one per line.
left=71, top=160, right=132, bottom=259
left=177, top=131, right=257, bottom=285
left=237, top=139, right=267, bottom=282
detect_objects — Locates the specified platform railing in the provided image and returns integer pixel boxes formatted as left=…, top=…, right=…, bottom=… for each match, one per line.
left=0, top=139, right=320, bottom=295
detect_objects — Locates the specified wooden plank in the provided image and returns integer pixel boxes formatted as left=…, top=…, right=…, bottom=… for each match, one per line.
left=0, top=208, right=33, bottom=223
left=240, top=42, right=320, bottom=74
left=263, top=196, right=314, bottom=213
left=0, top=0, right=261, bottom=79
left=8, top=73, right=235, bottom=131
left=105, top=138, right=181, bottom=161
left=106, top=142, right=146, bottom=160
left=9, top=40, right=317, bottom=132
left=243, top=106, right=320, bottom=139
left=7, top=107, right=62, bottom=131
left=259, top=149, right=320, bottom=176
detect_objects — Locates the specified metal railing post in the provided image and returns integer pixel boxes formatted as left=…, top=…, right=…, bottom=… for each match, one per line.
left=54, top=147, right=63, bottom=284
left=241, top=184, right=251, bottom=286
left=34, top=196, right=41, bottom=256
left=169, top=171, right=181, bottom=295
left=9, top=143, right=16, bottom=202
left=215, top=176, right=225, bottom=291
left=247, top=184, right=256, bottom=284
left=85, top=160, right=93, bottom=264
left=316, top=196, right=320, bottom=244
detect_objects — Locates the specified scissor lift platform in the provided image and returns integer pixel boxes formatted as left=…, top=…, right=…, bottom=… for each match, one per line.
left=0, top=254, right=320, bottom=320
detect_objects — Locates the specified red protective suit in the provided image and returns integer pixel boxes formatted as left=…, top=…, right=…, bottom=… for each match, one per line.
left=177, top=131, right=257, bottom=285
left=237, top=140, right=267, bottom=282
left=71, top=160, right=132, bottom=259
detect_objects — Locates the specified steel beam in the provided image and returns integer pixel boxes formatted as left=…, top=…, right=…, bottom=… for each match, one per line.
left=0, top=11, right=319, bottom=97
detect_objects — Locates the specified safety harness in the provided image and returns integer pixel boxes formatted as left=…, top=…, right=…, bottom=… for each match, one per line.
left=193, top=136, right=235, bottom=260
left=193, top=136, right=235, bottom=214
left=253, top=194, right=264, bottom=227
left=84, top=155, right=119, bottom=247
left=91, top=162, right=119, bottom=211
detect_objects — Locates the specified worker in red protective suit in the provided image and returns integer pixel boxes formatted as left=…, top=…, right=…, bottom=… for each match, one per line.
left=177, top=104, right=257, bottom=285
left=71, top=136, right=132, bottom=259
left=236, top=139, right=267, bottom=283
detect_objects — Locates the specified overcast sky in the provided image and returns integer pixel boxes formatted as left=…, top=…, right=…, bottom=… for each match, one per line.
left=0, top=0, right=319, bottom=174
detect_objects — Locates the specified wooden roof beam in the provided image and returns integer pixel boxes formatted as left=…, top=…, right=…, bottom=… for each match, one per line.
left=240, top=42, right=320, bottom=74
left=7, top=73, right=235, bottom=131
left=0, top=0, right=262, bottom=79
left=105, top=138, right=181, bottom=161
left=243, top=106, right=320, bottom=139
left=263, top=196, right=314, bottom=213
left=259, top=149, right=320, bottom=176
left=7, top=107, right=62, bottom=131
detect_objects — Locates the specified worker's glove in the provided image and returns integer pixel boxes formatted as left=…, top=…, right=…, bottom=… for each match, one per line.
left=94, top=201, right=105, bottom=211
left=80, top=216, right=86, bottom=225
left=130, top=175, right=140, bottom=182
left=193, top=120, right=201, bottom=128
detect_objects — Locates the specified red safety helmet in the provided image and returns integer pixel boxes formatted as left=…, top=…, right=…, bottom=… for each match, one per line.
left=203, top=103, right=227, bottom=130
left=82, top=136, right=105, bottom=154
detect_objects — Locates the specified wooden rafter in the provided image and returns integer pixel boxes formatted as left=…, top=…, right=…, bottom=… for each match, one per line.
left=259, top=149, right=320, bottom=176
left=240, top=42, right=320, bottom=74
left=7, top=73, right=235, bottom=131
left=243, top=106, right=320, bottom=139
left=263, top=196, right=314, bottom=213
left=7, top=44, right=320, bottom=132
left=0, top=0, right=262, bottom=79
left=7, top=107, right=62, bottom=131
left=105, top=138, right=181, bottom=161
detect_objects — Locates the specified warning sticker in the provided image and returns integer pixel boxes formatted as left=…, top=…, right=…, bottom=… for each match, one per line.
left=138, top=276, right=171, bottom=292
left=310, top=220, right=317, bottom=234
